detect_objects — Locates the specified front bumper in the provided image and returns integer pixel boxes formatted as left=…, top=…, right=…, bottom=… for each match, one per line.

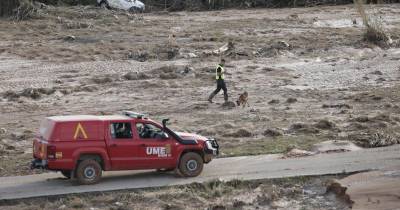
left=31, top=158, right=48, bottom=169
left=204, top=138, right=219, bottom=163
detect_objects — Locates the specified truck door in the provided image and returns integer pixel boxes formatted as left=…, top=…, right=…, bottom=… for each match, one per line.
left=106, top=121, right=142, bottom=170
left=134, top=122, right=176, bottom=169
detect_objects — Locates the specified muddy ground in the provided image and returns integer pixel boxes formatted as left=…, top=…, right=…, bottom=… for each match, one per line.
left=0, top=176, right=350, bottom=210
left=1, top=4, right=400, bottom=178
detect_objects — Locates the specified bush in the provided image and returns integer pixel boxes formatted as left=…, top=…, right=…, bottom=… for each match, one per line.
left=354, top=0, right=392, bottom=46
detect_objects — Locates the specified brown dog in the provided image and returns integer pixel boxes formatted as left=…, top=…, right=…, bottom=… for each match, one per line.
left=236, top=91, right=249, bottom=108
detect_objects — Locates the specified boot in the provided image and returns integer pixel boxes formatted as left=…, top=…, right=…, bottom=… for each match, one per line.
left=224, top=93, right=228, bottom=102
left=208, top=92, right=216, bottom=103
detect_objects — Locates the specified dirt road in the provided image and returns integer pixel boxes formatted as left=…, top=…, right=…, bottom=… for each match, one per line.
left=0, top=144, right=398, bottom=200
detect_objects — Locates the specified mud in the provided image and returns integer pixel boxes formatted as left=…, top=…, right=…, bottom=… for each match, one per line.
left=0, top=176, right=350, bottom=210
left=1, top=4, right=400, bottom=177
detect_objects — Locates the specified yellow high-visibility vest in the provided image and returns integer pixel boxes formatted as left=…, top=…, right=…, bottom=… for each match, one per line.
left=215, top=65, right=225, bottom=80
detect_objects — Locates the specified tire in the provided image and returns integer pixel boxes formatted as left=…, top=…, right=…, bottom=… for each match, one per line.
left=129, top=6, right=143, bottom=13
left=61, top=170, right=72, bottom=179
left=179, top=152, right=203, bottom=177
left=76, top=159, right=102, bottom=185
left=99, top=1, right=109, bottom=9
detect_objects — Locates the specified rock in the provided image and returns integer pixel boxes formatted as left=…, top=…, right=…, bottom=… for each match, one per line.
left=326, top=179, right=349, bottom=200
left=3, top=90, right=20, bottom=100
left=285, top=148, right=315, bottom=158
left=263, top=128, right=283, bottom=137
left=58, top=204, right=66, bottom=209
left=289, top=123, right=319, bottom=134
left=91, top=75, right=114, bottom=84
left=64, top=35, right=76, bottom=41
left=10, top=132, right=26, bottom=140
left=159, top=72, right=179, bottom=80
left=114, top=202, right=123, bottom=207
left=354, top=116, right=369, bottom=123
left=128, top=51, right=149, bottom=62
left=314, top=119, right=335, bottom=130
left=213, top=41, right=234, bottom=55
left=221, top=101, right=236, bottom=109
left=286, top=98, right=297, bottom=103
left=123, top=72, right=150, bottom=80
left=371, top=70, right=383, bottom=75
left=21, top=88, right=41, bottom=99
left=376, top=78, right=386, bottom=83
left=225, top=128, right=252, bottom=138
left=268, top=99, right=280, bottom=104
left=322, top=104, right=352, bottom=109
left=276, top=40, right=290, bottom=49
left=0, top=128, right=6, bottom=134
left=312, top=140, right=361, bottom=153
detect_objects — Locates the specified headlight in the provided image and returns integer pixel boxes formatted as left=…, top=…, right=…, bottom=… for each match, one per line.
left=205, top=141, right=214, bottom=149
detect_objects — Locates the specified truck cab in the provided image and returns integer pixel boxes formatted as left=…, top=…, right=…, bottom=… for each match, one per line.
left=31, top=111, right=219, bottom=185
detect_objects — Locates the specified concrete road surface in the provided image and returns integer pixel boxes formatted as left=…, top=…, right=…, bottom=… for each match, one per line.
left=0, top=145, right=399, bottom=200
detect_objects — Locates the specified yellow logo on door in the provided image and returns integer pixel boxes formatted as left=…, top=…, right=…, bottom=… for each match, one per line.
left=74, top=123, right=88, bottom=140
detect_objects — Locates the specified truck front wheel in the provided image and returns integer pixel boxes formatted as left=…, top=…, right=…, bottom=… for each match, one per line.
left=61, top=170, right=72, bottom=179
left=76, top=159, right=102, bottom=185
left=179, top=152, right=203, bottom=177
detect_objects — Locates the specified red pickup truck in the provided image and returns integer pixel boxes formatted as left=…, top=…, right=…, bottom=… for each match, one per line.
left=31, top=111, right=219, bottom=185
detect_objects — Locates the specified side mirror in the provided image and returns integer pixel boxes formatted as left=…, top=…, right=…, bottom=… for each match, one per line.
left=162, top=119, right=169, bottom=128
left=161, top=132, right=169, bottom=139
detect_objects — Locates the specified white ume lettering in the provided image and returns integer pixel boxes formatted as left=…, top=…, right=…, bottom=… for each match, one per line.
left=146, top=147, right=170, bottom=157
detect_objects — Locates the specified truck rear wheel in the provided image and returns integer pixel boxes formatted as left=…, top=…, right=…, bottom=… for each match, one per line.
left=76, top=159, right=102, bottom=185
left=179, top=152, right=203, bottom=177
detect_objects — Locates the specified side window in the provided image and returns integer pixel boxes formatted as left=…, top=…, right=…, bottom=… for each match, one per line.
left=110, top=122, right=133, bottom=139
left=136, top=123, right=168, bottom=139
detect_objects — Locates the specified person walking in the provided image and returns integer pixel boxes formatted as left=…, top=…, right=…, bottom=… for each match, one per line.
left=208, top=59, right=228, bottom=103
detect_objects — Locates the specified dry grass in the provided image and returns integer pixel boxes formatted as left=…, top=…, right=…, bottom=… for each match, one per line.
left=354, top=0, right=392, bottom=46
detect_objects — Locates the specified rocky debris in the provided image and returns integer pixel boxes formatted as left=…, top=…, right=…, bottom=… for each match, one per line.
left=312, top=140, right=361, bottom=153
left=74, top=85, right=98, bottom=93
left=254, top=41, right=292, bottom=58
left=352, top=132, right=400, bottom=148
left=159, top=72, right=179, bottom=80
left=354, top=116, right=369, bottom=123
left=370, top=70, right=383, bottom=75
left=262, top=67, right=281, bottom=72
left=326, top=179, right=350, bottom=203
left=64, top=35, right=76, bottom=42
left=314, top=119, right=336, bottom=130
left=268, top=99, right=280, bottom=104
left=2, top=87, right=56, bottom=100
left=286, top=97, right=297, bottom=103
left=152, top=65, right=193, bottom=80
left=123, top=72, right=150, bottom=80
left=0, top=128, right=6, bottom=134
left=224, top=128, right=252, bottom=138
left=127, top=51, right=150, bottom=62
left=91, top=75, right=118, bottom=84
left=57, top=17, right=93, bottom=29
left=263, top=128, right=283, bottom=137
left=221, top=101, right=236, bottom=109
left=211, top=41, right=235, bottom=55
left=284, top=148, right=315, bottom=158
left=154, top=45, right=179, bottom=60
left=288, top=123, right=319, bottom=134
left=353, top=113, right=392, bottom=124
left=322, top=104, right=352, bottom=109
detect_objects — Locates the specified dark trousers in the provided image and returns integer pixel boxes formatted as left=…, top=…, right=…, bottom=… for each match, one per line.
left=213, top=79, right=228, bottom=100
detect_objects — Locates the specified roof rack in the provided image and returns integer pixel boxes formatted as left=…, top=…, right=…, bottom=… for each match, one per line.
left=122, top=111, right=145, bottom=119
